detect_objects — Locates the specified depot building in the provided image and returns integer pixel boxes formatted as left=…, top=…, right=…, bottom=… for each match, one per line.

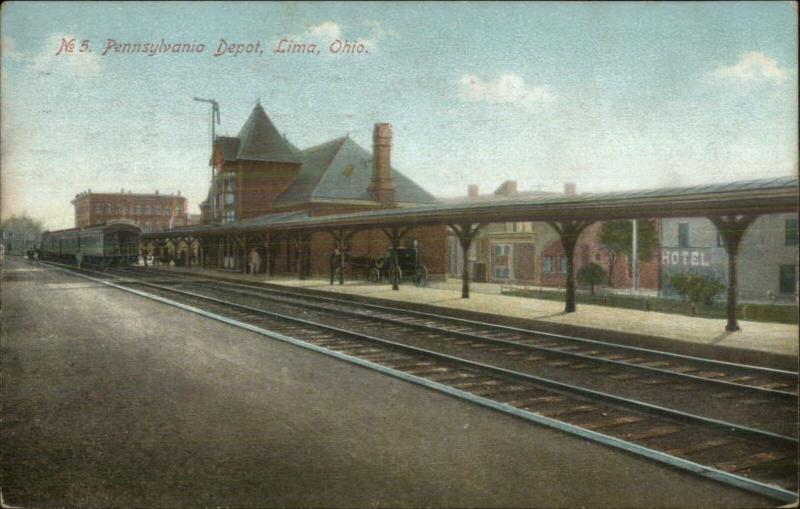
left=189, top=102, right=446, bottom=277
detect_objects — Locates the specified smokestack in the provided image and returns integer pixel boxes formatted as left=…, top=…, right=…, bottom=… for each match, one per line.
left=368, top=123, right=396, bottom=206
left=564, top=183, right=576, bottom=196
left=468, top=184, right=479, bottom=198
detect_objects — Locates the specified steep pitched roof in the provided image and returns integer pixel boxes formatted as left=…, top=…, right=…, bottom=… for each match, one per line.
left=216, top=136, right=240, bottom=162
left=234, top=103, right=300, bottom=163
left=276, top=137, right=348, bottom=204
left=274, top=136, right=438, bottom=206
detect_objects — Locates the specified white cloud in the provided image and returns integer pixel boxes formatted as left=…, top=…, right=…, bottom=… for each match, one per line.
left=279, top=20, right=388, bottom=56
left=27, top=33, right=102, bottom=76
left=458, top=73, right=554, bottom=110
left=710, top=51, right=789, bottom=85
left=1, top=34, right=22, bottom=59
left=306, top=21, right=342, bottom=40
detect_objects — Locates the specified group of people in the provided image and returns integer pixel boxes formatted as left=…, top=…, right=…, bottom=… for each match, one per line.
left=138, top=246, right=264, bottom=274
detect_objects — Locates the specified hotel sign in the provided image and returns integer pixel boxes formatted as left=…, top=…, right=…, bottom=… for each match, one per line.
left=661, top=248, right=712, bottom=267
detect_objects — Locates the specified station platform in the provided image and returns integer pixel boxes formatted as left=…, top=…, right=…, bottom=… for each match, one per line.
left=147, top=265, right=798, bottom=369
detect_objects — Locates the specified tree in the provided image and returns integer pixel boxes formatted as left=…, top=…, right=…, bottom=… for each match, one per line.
left=668, top=273, right=725, bottom=315
left=599, top=220, right=659, bottom=286
left=1, top=214, right=44, bottom=236
left=577, top=262, right=606, bottom=295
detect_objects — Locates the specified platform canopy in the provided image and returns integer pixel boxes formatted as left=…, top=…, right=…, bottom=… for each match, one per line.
left=144, top=176, right=799, bottom=238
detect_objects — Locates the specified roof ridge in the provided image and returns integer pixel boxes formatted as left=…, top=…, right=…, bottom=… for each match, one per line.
left=299, top=135, right=349, bottom=155
left=307, top=136, right=351, bottom=198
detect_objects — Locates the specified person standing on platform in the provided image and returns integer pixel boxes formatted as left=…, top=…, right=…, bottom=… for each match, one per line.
left=249, top=248, right=261, bottom=275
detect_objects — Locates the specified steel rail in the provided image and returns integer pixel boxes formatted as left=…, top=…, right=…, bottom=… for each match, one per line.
left=45, top=262, right=799, bottom=504
left=177, top=281, right=797, bottom=400
left=113, top=278, right=797, bottom=446
left=230, top=280, right=797, bottom=377
left=157, top=271, right=795, bottom=378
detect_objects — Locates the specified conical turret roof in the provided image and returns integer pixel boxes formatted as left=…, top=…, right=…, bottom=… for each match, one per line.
left=235, top=103, right=300, bottom=163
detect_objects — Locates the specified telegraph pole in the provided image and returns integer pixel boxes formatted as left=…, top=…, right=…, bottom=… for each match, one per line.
left=632, top=219, right=639, bottom=291
left=193, top=97, right=220, bottom=221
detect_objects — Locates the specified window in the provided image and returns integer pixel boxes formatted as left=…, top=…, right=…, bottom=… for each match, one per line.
left=678, top=223, right=690, bottom=248
left=494, top=266, right=510, bottom=279
left=224, top=172, right=236, bottom=192
left=560, top=256, right=568, bottom=274
left=717, top=232, right=725, bottom=248
left=224, top=193, right=235, bottom=206
left=223, top=210, right=236, bottom=224
left=543, top=256, right=554, bottom=274
left=493, top=244, right=510, bottom=256
left=95, top=205, right=102, bottom=214
left=779, top=265, right=796, bottom=294
left=786, top=219, right=798, bottom=246
left=145, top=206, right=152, bottom=215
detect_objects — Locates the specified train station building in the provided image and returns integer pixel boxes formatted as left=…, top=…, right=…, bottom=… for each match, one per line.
left=182, top=102, right=447, bottom=277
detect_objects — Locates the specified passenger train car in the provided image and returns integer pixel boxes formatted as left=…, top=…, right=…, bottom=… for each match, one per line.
left=40, top=223, right=141, bottom=266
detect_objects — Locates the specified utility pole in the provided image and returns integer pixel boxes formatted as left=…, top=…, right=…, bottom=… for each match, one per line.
left=193, top=97, right=220, bottom=221
left=632, top=219, right=639, bottom=291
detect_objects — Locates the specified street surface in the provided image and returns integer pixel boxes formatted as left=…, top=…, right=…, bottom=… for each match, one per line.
left=0, top=258, right=775, bottom=507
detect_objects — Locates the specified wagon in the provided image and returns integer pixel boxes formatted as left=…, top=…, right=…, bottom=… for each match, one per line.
left=330, top=252, right=383, bottom=283
left=381, top=246, right=428, bottom=287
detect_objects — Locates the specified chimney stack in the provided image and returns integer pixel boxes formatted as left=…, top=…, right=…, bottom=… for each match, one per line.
left=564, top=183, right=576, bottom=196
left=368, top=123, right=396, bottom=206
left=468, top=184, right=479, bottom=198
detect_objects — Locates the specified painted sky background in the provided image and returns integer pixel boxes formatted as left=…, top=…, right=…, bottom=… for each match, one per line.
left=1, top=1, right=797, bottom=230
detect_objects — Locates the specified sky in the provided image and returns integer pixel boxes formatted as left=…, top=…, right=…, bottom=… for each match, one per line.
left=1, top=1, right=797, bottom=230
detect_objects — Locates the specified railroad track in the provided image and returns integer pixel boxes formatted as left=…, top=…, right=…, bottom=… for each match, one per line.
left=117, top=266, right=798, bottom=395
left=169, top=278, right=797, bottom=394
left=41, top=262, right=800, bottom=502
left=111, top=268, right=800, bottom=433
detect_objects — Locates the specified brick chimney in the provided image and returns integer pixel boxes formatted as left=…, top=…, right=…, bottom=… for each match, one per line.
left=368, top=123, right=396, bottom=206
left=468, top=184, right=479, bottom=198
left=564, top=183, right=576, bottom=196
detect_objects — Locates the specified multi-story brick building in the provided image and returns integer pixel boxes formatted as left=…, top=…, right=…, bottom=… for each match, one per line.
left=195, top=102, right=446, bottom=277
left=72, top=190, right=188, bottom=232
left=446, top=182, right=661, bottom=291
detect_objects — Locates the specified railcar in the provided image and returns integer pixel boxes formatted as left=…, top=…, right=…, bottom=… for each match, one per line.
left=39, top=223, right=141, bottom=266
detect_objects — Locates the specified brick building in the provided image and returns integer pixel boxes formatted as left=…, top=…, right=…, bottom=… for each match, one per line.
left=195, top=102, right=446, bottom=277
left=447, top=182, right=661, bottom=291
left=72, top=190, right=188, bottom=232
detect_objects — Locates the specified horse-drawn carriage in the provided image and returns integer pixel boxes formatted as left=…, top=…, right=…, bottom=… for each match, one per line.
left=383, top=247, right=428, bottom=287
left=330, top=246, right=428, bottom=287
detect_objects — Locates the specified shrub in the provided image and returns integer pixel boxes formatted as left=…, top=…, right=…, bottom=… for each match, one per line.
left=669, top=273, right=725, bottom=313
left=577, top=263, right=606, bottom=295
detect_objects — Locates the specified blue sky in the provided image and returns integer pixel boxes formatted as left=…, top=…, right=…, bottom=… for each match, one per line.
left=1, top=1, right=797, bottom=229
